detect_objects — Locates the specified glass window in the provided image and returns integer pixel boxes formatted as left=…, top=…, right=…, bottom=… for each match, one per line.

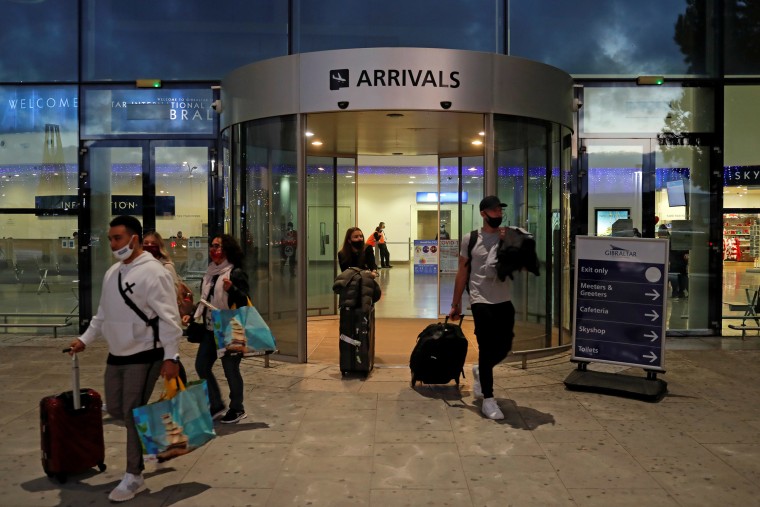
left=0, top=220, right=79, bottom=335
left=724, top=2, right=760, bottom=75
left=0, top=0, right=78, bottom=82
left=723, top=86, right=760, bottom=335
left=297, top=0, right=500, bottom=53
left=0, top=86, right=79, bottom=209
left=509, top=0, right=713, bottom=76
left=582, top=86, right=714, bottom=135
left=82, top=87, right=215, bottom=137
left=82, top=0, right=288, bottom=81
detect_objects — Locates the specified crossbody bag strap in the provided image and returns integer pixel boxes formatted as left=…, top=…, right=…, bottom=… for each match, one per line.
left=117, top=271, right=159, bottom=348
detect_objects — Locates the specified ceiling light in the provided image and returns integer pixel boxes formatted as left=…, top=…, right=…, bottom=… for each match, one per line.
left=468, top=167, right=477, bottom=172
left=471, top=140, right=483, bottom=146
left=318, top=167, right=325, bottom=171
left=347, top=170, right=355, bottom=174
left=311, top=141, right=323, bottom=146
left=409, top=176, right=416, bottom=179
left=479, top=131, right=485, bottom=136
left=305, top=131, right=314, bottom=137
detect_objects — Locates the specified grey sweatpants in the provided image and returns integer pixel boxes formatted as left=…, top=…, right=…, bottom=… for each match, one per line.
left=104, top=361, right=162, bottom=475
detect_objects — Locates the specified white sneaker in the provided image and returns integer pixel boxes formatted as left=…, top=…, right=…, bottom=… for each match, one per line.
left=481, top=397, right=504, bottom=420
left=108, top=472, right=146, bottom=502
left=471, top=364, right=483, bottom=399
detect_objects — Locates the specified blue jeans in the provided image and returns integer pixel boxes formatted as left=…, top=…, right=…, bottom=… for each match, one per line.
left=195, top=329, right=244, bottom=412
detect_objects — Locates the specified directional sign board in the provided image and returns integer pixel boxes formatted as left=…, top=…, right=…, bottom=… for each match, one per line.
left=572, top=236, right=668, bottom=371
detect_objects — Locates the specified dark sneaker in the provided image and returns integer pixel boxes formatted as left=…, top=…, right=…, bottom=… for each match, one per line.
left=220, top=409, right=247, bottom=424
left=211, top=407, right=227, bottom=420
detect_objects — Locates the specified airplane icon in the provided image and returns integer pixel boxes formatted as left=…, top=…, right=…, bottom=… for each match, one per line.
left=330, top=69, right=349, bottom=89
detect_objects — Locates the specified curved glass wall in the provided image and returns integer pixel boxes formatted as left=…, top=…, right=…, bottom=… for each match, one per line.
left=495, top=116, right=572, bottom=348
left=225, top=112, right=572, bottom=360
left=231, top=116, right=299, bottom=357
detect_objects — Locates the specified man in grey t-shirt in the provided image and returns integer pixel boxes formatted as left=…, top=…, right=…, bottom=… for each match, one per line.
left=448, top=195, right=514, bottom=420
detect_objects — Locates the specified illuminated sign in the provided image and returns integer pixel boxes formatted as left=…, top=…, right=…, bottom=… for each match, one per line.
left=416, top=192, right=468, bottom=204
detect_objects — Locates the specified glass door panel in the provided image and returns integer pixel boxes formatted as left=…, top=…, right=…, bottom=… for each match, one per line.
left=583, top=142, right=645, bottom=237
left=86, top=142, right=145, bottom=311
left=438, top=156, right=482, bottom=316
left=239, top=116, right=298, bottom=357
left=153, top=143, right=212, bottom=302
left=306, top=155, right=356, bottom=316
left=655, top=143, right=711, bottom=332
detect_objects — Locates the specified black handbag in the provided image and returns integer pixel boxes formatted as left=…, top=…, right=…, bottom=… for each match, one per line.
left=186, top=321, right=206, bottom=344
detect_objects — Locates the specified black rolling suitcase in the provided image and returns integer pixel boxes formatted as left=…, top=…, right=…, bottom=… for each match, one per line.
left=339, top=306, right=375, bottom=377
left=410, top=316, right=468, bottom=387
left=40, top=350, right=106, bottom=483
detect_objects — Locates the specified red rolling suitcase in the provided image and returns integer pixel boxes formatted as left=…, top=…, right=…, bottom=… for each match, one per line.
left=40, top=350, right=106, bottom=483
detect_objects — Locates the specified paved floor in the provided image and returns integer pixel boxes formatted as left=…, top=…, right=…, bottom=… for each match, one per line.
left=2, top=334, right=760, bottom=506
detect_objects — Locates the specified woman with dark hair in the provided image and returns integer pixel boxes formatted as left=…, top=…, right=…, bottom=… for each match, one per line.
left=183, top=234, right=250, bottom=424
left=338, top=227, right=378, bottom=276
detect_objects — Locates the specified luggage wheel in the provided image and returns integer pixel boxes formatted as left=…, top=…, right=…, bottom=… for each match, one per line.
left=98, top=463, right=107, bottom=472
left=56, top=473, right=67, bottom=484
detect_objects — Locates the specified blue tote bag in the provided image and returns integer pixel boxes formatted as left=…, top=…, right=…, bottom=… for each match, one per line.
left=132, top=379, right=216, bottom=463
left=211, top=305, right=277, bottom=355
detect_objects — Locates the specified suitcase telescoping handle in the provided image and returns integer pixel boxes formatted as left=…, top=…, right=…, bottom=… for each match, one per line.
left=444, top=314, right=465, bottom=327
left=62, top=348, right=81, bottom=410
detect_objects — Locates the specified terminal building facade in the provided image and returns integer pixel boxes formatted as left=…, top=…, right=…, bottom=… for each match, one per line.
left=0, top=1, right=757, bottom=361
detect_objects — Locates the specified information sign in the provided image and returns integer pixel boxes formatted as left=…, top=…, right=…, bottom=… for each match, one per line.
left=413, top=240, right=438, bottom=274
left=572, top=236, right=668, bottom=371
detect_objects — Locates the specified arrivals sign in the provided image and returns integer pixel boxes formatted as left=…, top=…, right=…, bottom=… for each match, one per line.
left=572, top=236, right=667, bottom=371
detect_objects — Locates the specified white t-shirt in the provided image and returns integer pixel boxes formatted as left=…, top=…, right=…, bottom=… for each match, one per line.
left=460, top=229, right=511, bottom=305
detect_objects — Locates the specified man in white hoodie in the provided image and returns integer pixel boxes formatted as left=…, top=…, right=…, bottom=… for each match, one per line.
left=69, top=215, right=181, bottom=503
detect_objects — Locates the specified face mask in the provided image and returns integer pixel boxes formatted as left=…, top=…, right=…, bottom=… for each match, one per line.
left=112, top=235, right=136, bottom=261
left=210, top=250, right=224, bottom=262
left=351, top=240, right=364, bottom=249
left=485, top=215, right=503, bottom=228
left=143, top=244, right=160, bottom=259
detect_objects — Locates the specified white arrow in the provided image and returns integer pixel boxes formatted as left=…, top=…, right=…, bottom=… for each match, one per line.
left=645, top=289, right=661, bottom=301
left=643, top=351, right=658, bottom=363
left=644, top=331, right=659, bottom=342
left=644, top=310, right=659, bottom=322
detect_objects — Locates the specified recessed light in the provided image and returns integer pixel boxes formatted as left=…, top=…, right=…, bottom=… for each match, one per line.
left=311, top=141, right=323, bottom=146
left=468, top=167, right=477, bottom=172
left=305, top=131, right=314, bottom=137
left=318, top=167, right=325, bottom=171
left=409, top=176, right=416, bottom=179
left=479, top=131, right=485, bottom=136
left=472, top=140, right=483, bottom=146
